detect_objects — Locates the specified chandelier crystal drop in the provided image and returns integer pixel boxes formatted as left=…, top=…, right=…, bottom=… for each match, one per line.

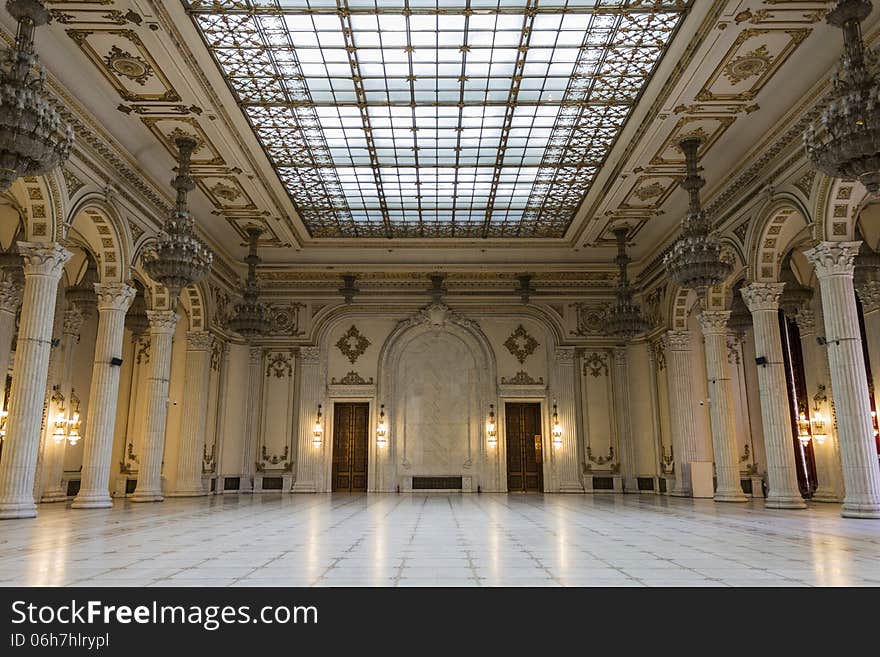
left=663, top=137, right=732, bottom=299
left=228, top=225, right=270, bottom=338
left=804, top=0, right=880, bottom=194
left=605, top=226, right=649, bottom=341
left=0, top=0, right=73, bottom=192
left=142, top=136, right=213, bottom=303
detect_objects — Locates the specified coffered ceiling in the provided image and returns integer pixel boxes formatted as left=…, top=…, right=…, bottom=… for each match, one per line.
left=6, top=0, right=874, bottom=272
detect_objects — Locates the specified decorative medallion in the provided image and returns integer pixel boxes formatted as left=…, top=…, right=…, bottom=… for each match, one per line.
left=632, top=181, right=667, bottom=202
left=570, top=303, right=608, bottom=336
left=583, top=352, right=609, bottom=378
left=501, top=370, right=544, bottom=386
left=331, top=371, right=374, bottom=385
left=265, top=352, right=292, bottom=378
left=103, top=45, right=154, bottom=86
left=335, top=325, right=370, bottom=364
left=209, top=181, right=242, bottom=203
left=722, top=45, right=772, bottom=85
left=503, top=324, right=539, bottom=364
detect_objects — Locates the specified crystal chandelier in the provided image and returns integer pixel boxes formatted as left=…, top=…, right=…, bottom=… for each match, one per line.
left=605, top=226, right=648, bottom=340
left=143, top=136, right=213, bottom=303
left=64, top=255, right=98, bottom=316
left=804, top=0, right=880, bottom=194
left=0, top=0, right=74, bottom=192
left=228, top=225, right=270, bottom=338
left=663, top=137, right=732, bottom=299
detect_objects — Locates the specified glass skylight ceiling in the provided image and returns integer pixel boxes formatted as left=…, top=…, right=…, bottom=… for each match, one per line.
left=186, top=1, right=689, bottom=238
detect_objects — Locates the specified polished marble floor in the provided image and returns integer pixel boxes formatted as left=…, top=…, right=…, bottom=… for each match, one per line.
left=1, top=494, right=878, bottom=587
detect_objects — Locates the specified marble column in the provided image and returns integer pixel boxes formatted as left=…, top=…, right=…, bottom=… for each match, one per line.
left=0, top=243, right=71, bottom=519
left=699, top=311, right=748, bottom=502
left=806, top=242, right=880, bottom=518
left=240, top=346, right=262, bottom=492
left=293, top=346, right=323, bottom=493
left=0, top=281, right=22, bottom=407
left=611, top=345, right=637, bottom=491
left=169, top=332, right=214, bottom=497
left=71, top=283, right=136, bottom=509
left=661, top=330, right=699, bottom=497
left=741, top=282, right=806, bottom=509
left=855, top=280, right=880, bottom=416
left=212, top=343, right=231, bottom=484
left=551, top=346, right=583, bottom=492
left=795, top=307, right=844, bottom=502
left=130, top=310, right=178, bottom=503
left=40, top=306, right=83, bottom=502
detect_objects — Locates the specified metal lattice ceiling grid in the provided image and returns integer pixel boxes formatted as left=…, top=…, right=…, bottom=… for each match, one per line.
left=185, top=0, right=690, bottom=239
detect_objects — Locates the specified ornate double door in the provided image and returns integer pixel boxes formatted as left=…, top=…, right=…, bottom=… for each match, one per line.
left=331, top=403, right=369, bottom=492
left=505, top=403, right=544, bottom=493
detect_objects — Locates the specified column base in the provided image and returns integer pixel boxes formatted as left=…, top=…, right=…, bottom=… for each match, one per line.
left=292, top=482, right=316, bottom=493
left=558, top=483, right=585, bottom=493
left=765, top=494, right=807, bottom=509
left=0, top=501, right=38, bottom=519
left=812, top=489, right=842, bottom=503
left=714, top=489, right=749, bottom=503
left=621, top=477, right=638, bottom=493
left=130, top=491, right=164, bottom=503
left=70, top=493, right=113, bottom=509
left=40, top=490, right=68, bottom=503
left=841, top=501, right=880, bottom=518
left=167, top=488, right=206, bottom=498
left=669, top=488, right=691, bottom=498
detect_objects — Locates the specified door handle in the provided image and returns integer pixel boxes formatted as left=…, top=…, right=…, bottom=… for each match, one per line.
left=534, top=435, right=542, bottom=464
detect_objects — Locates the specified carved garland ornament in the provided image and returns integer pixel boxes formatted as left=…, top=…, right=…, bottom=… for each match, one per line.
left=266, top=352, right=293, bottom=378
left=503, top=324, right=539, bottom=364
left=501, top=370, right=544, bottom=385
left=103, top=45, right=154, bottom=86
left=335, top=325, right=371, bottom=364
left=331, top=371, right=374, bottom=385
left=583, top=352, right=609, bottom=378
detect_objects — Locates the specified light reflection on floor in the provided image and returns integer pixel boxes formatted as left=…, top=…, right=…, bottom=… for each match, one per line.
left=1, top=494, right=878, bottom=587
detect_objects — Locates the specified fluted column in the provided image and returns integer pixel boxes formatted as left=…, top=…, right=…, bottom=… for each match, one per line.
left=213, top=342, right=231, bottom=482
left=71, top=284, right=136, bottom=508
left=806, top=242, right=880, bottom=518
left=742, top=282, right=806, bottom=509
left=240, top=346, right=262, bottom=492
left=0, top=243, right=71, bottom=519
left=40, top=306, right=83, bottom=502
left=551, top=346, right=583, bottom=492
left=796, top=307, right=844, bottom=502
left=661, top=330, right=699, bottom=497
left=0, top=281, right=21, bottom=407
left=130, top=310, right=178, bottom=503
left=699, top=311, right=748, bottom=502
left=611, top=346, right=637, bottom=491
left=293, top=346, right=324, bottom=493
left=169, top=332, right=214, bottom=497
left=855, top=280, right=880, bottom=416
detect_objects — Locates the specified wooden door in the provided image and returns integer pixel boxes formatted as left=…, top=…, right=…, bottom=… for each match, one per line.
left=505, top=403, right=544, bottom=492
left=331, top=403, right=369, bottom=492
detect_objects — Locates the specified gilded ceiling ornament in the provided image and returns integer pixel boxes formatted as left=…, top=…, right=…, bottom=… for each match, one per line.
left=583, top=352, right=609, bottom=378
left=723, top=45, right=772, bottom=85
left=503, top=324, right=539, bottom=364
left=265, top=352, right=293, bottom=378
left=633, top=182, right=667, bottom=201
left=335, top=325, right=371, bottom=364
left=103, top=45, right=154, bottom=86
left=209, top=181, right=241, bottom=202
left=571, top=303, right=608, bottom=336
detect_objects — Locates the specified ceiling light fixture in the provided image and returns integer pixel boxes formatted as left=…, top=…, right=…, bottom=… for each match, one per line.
left=605, top=225, right=649, bottom=341
left=229, top=225, right=271, bottom=338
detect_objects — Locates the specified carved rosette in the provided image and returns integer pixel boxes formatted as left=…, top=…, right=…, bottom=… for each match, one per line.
left=186, top=331, right=214, bottom=352
left=146, top=309, right=179, bottom=335
left=741, top=281, right=784, bottom=313
left=661, top=329, right=691, bottom=352
left=856, top=280, right=880, bottom=315
left=94, top=282, right=136, bottom=313
left=804, top=241, right=859, bottom=278
left=17, top=242, right=72, bottom=278
left=0, top=280, right=22, bottom=314
left=698, top=310, right=731, bottom=335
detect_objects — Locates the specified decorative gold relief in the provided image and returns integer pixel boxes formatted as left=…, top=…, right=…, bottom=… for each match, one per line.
left=331, top=371, right=374, bottom=385
left=503, top=324, right=539, bottom=364
left=500, top=370, right=544, bottom=386
left=335, top=325, right=370, bottom=364
left=650, top=116, right=736, bottom=165
left=583, top=352, right=609, bottom=378
left=265, top=352, right=292, bottom=378
left=619, top=175, right=679, bottom=210
left=141, top=117, right=224, bottom=166
left=195, top=175, right=256, bottom=211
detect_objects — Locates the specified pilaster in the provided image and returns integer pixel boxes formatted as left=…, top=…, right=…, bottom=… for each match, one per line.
left=611, top=346, right=636, bottom=491
left=661, top=330, right=698, bottom=497
left=293, top=346, right=324, bottom=493
left=551, top=346, right=583, bottom=492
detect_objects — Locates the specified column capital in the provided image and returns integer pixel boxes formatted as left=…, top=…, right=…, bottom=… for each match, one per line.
left=804, top=241, right=860, bottom=278
left=94, top=282, right=136, bottom=313
left=611, top=344, right=627, bottom=365
left=17, top=241, right=71, bottom=279
left=855, top=279, right=880, bottom=315
left=555, top=346, right=576, bottom=365
left=62, top=305, right=83, bottom=337
left=795, top=307, right=817, bottom=335
left=741, top=281, right=784, bottom=312
left=0, top=280, right=22, bottom=313
left=186, top=331, right=214, bottom=352
left=661, top=329, right=690, bottom=352
left=698, top=310, right=731, bottom=335
left=248, top=345, right=263, bottom=364
left=146, top=309, right=179, bottom=335
left=299, top=345, right=321, bottom=364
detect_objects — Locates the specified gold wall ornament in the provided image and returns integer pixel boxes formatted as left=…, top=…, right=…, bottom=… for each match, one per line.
left=503, top=324, right=539, bottom=364
left=500, top=370, right=544, bottom=386
left=335, top=325, right=371, bottom=364
left=265, top=352, right=292, bottom=379
left=331, top=371, right=373, bottom=386
left=582, top=352, right=609, bottom=378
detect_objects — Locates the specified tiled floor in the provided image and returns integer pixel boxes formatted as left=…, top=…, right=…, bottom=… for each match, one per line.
left=1, top=494, right=878, bottom=587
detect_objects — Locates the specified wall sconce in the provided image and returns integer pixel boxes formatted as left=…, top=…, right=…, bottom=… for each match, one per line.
left=810, top=410, right=827, bottom=445
left=551, top=403, right=563, bottom=448
left=312, top=404, right=323, bottom=448
left=67, top=392, right=82, bottom=446
left=51, top=387, right=81, bottom=447
left=376, top=404, right=387, bottom=447
left=487, top=404, right=497, bottom=448
left=0, top=409, right=7, bottom=440
left=872, top=411, right=879, bottom=439
left=797, top=410, right=812, bottom=446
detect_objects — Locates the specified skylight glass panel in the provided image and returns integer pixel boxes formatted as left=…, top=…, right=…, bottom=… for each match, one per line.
left=187, top=1, right=689, bottom=238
